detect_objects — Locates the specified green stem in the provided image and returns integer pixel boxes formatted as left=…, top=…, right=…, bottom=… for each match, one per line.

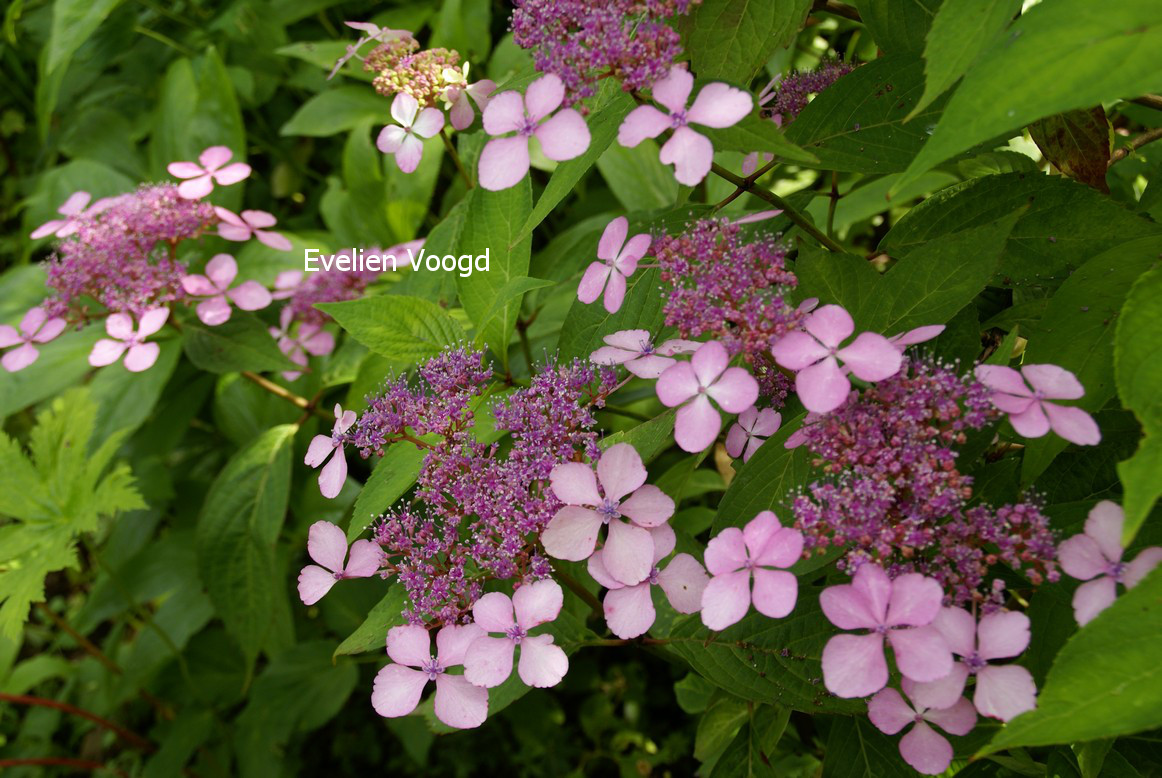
left=441, top=129, right=474, bottom=189
left=709, top=163, right=846, bottom=253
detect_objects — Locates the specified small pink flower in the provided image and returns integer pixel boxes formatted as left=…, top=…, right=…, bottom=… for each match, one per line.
left=463, top=580, right=569, bottom=688
left=589, top=329, right=698, bottom=379
left=588, top=524, right=709, bottom=639
left=305, top=404, right=356, bottom=499
left=271, top=270, right=304, bottom=300
left=868, top=681, right=976, bottom=776
left=974, top=364, right=1101, bottom=446
left=908, top=607, right=1037, bottom=722
left=577, top=216, right=652, bottom=313
left=889, top=324, right=945, bottom=352
left=214, top=207, right=293, bottom=251
left=167, top=146, right=252, bottom=200
left=725, top=407, right=781, bottom=462
left=180, top=254, right=272, bottom=326
left=372, top=624, right=489, bottom=729
left=0, top=307, right=67, bottom=372
left=541, top=442, right=674, bottom=586
left=741, top=152, right=773, bottom=176
left=700, top=511, right=802, bottom=631
left=656, top=340, right=759, bottom=453
left=771, top=304, right=902, bottom=414
left=783, top=412, right=822, bottom=449
left=478, top=73, right=591, bottom=191
left=89, top=308, right=169, bottom=372
left=270, top=308, right=335, bottom=380
left=443, top=66, right=496, bottom=130
left=1058, top=500, right=1162, bottom=626
left=30, top=191, right=96, bottom=239
left=820, top=564, right=953, bottom=698
left=376, top=93, right=445, bottom=174
left=618, top=66, right=752, bottom=186
left=296, top=520, right=381, bottom=605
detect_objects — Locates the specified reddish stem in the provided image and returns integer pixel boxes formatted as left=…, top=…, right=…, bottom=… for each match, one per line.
left=0, top=693, right=155, bottom=753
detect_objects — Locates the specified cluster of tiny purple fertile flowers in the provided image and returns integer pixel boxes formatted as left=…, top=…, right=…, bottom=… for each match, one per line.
left=343, top=348, right=614, bottom=623
left=510, top=0, right=700, bottom=106
left=273, top=267, right=381, bottom=330
left=790, top=359, right=1059, bottom=608
left=654, top=217, right=803, bottom=396
left=364, top=37, right=461, bottom=107
left=762, top=60, right=855, bottom=125
left=42, top=184, right=216, bottom=319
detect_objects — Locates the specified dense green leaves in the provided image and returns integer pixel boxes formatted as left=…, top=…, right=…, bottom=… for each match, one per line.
left=318, top=295, right=466, bottom=366
left=983, top=568, right=1162, bottom=753
left=683, top=0, right=812, bottom=84
left=702, top=115, right=818, bottom=165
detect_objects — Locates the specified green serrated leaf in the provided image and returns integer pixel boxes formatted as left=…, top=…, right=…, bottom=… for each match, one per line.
left=318, top=295, right=466, bottom=366
left=701, top=114, right=818, bottom=165
left=181, top=311, right=299, bottom=374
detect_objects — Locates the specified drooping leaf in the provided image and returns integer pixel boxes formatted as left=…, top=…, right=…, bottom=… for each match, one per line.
left=1029, top=107, right=1112, bottom=192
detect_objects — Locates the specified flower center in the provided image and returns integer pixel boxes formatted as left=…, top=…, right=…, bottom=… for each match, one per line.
left=873, top=624, right=890, bottom=636
left=670, top=110, right=688, bottom=128
left=505, top=625, right=527, bottom=644
left=420, top=657, right=443, bottom=681
left=519, top=116, right=539, bottom=137
left=964, top=652, right=987, bottom=674
left=1106, top=560, right=1127, bottom=582
left=597, top=498, right=621, bottom=524
left=647, top=567, right=660, bottom=585
left=332, top=570, right=345, bottom=581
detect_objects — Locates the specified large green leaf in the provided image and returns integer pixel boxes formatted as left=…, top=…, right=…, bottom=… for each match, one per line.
left=897, top=0, right=1162, bottom=191
left=333, top=585, right=407, bottom=658
left=195, top=424, right=296, bottom=673
left=36, top=0, right=124, bottom=134
left=1018, top=236, right=1162, bottom=482
left=682, top=0, right=812, bottom=84
left=981, top=567, right=1162, bottom=754
left=714, top=414, right=812, bottom=533
left=879, top=173, right=1162, bottom=294
left=557, top=268, right=666, bottom=363
left=318, top=295, right=466, bottom=366
left=665, top=590, right=861, bottom=714
left=457, top=180, right=534, bottom=367
left=823, top=716, right=916, bottom=777
left=784, top=56, right=952, bottom=174
left=853, top=0, right=942, bottom=54
left=597, top=140, right=680, bottom=211
left=710, top=705, right=789, bottom=778
left=281, top=87, right=389, bottom=137
left=701, top=114, right=819, bottom=165
left=180, top=311, right=299, bottom=375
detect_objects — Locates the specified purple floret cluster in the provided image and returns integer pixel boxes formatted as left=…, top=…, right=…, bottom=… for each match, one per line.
left=764, top=60, right=855, bottom=124
left=351, top=348, right=616, bottom=623
left=511, top=0, right=700, bottom=106
left=42, top=184, right=217, bottom=319
left=790, top=359, right=1058, bottom=608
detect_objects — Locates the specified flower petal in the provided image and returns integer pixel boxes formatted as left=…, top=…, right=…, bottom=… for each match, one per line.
left=619, top=485, right=675, bottom=529
left=796, top=356, right=851, bottom=414
left=707, top=367, right=759, bottom=413
left=550, top=462, right=601, bottom=506
left=974, top=364, right=1033, bottom=398
left=602, top=270, right=627, bottom=313
left=930, top=607, right=976, bottom=657
left=657, top=553, right=708, bottom=613
left=751, top=568, right=797, bottom=619
left=513, top=579, right=563, bottom=630
left=196, top=296, right=232, bottom=327
left=371, top=664, right=428, bottom=718
left=1058, top=534, right=1109, bottom=581
left=297, top=565, right=337, bottom=605
left=1043, top=402, right=1101, bottom=446
left=213, top=162, right=252, bottom=186
left=686, top=82, right=753, bottom=128
left=822, top=633, right=887, bottom=698
left=889, top=625, right=954, bottom=683
left=124, top=342, right=161, bottom=372
left=412, top=107, right=445, bottom=138
left=898, top=721, right=954, bottom=775
left=597, top=442, right=648, bottom=502
left=436, top=623, right=485, bottom=667
left=656, top=362, right=700, bottom=407
left=472, top=592, right=516, bottom=633
left=168, top=161, right=204, bottom=179
left=603, top=519, right=655, bottom=586
left=89, top=339, right=127, bottom=367
left=578, top=262, right=612, bottom=305
left=700, top=570, right=752, bottom=631
left=618, top=104, right=672, bottom=146
left=659, top=126, right=714, bottom=186
left=674, top=394, right=722, bottom=452
left=603, top=583, right=656, bottom=639
left=704, top=527, right=747, bottom=576
left=908, top=662, right=970, bottom=711
left=805, top=305, right=854, bottom=348
left=177, top=175, right=215, bottom=200
left=433, top=674, right=489, bottom=729
left=977, top=610, right=1030, bottom=660
left=867, top=687, right=916, bottom=735
left=771, top=330, right=829, bottom=371
left=1, top=343, right=39, bottom=372
left=376, top=125, right=407, bottom=154
left=517, top=634, right=568, bottom=687
left=597, top=217, right=628, bottom=261
left=535, top=109, right=590, bottom=161
left=1125, top=547, right=1162, bottom=588
left=137, top=307, right=170, bottom=337
left=344, top=539, right=381, bottom=577
left=921, top=694, right=977, bottom=736
left=651, top=66, right=694, bottom=114
left=885, top=573, right=943, bottom=628
left=1020, top=363, right=1084, bottom=400
left=1009, top=402, right=1051, bottom=438
left=482, top=90, right=526, bottom=135
left=199, top=146, right=233, bottom=170
left=318, top=448, right=348, bottom=498
left=1072, top=576, right=1117, bottom=626
left=725, top=422, right=747, bottom=459
left=228, top=281, right=273, bottom=311
left=974, top=664, right=1036, bottom=722
left=386, top=624, right=432, bottom=668
left=478, top=135, right=531, bottom=191
left=541, top=506, right=603, bottom=561
left=587, top=550, right=624, bottom=590
left=390, top=92, right=419, bottom=127
left=838, top=332, right=902, bottom=382
left=462, top=635, right=515, bottom=688
left=393, top=134, right=425, bottom=174
left=524, top=73, right=565, bottom=121
left=307, top=520, right=348, bottom=572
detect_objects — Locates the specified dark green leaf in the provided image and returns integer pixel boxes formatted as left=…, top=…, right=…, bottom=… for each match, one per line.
left=701, top=114, right=819, bottom=165
left=853, top=0, right=942, bottom=54
left=682, top=0, right=812, bottom=84
left=180, top=311, right=299, bottom=375
left=281, top=87, right=388, bottom=137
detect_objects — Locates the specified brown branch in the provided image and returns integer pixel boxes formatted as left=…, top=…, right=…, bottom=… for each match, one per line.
left=240, top=370, right=330, bottom=420
left=1109, top=125, right=1162, bottom=167
left=714, top=156, right=781, bottom=210
left=0, top=757, right=127, bottom=775
left=709, top=163, right=847, bottom=253
left=811, top=0, right=861, bottom=22
left=1130, top=95, right=1162, bottom=112
left=0, top=693, right=155, bottom=753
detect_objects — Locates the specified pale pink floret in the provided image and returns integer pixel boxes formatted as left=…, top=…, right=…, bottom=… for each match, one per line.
left=541, top=442, right=675, bottom=586
left=180, top=254, right=272, bottom=326
left=88, top=308, right=169, bottom=372
left=478, top=73, right=591, bottom=191
left=868, top=680, right=976, bottom=776
left=771, top=304, right=902, bottom=414
left=589, top=329, right=699, bottom=379
left=725, top=407, right=781, bottom=463
left=328, top=23, right=413, bottom=80
left=783, top=412, right=822, bottom=450
left=889, top=324, right=945, bottom=352
left=1058, top=500, right=1162, bottom=626
left=0, top=307, right=67, bottom=372
left=270, top=307, right=335, bottom=380
left=305, top=404, right=357, bottom=499
left=296, top=520, right=381, bottom=605
left=730, top=209, right=782, bottom=226
left=376, top=93, right=446, bottom=174
left=167, top=146, right=252, bottom=200
left=463, top=580, right=569, bottom=688
left=618, top=66, right=752, bottom=186
left=974, top=364, right=1101, bottom=446
left=30, top=191, right=94, bottom=239
left=271, top=270, right=304, bottom=300
left=214, top=206, right=293, bottom=251
left=372, top=623, right=489, bottom=729
left=909, top=607, right=1037, bottom=722
left=588, top=524, right=709, bottom=639
left=700, top=511, right=802, bottom=631
left=577, top=217, right=652, bottom=313
left=446, top=78, right=497, bottom=131
left=820, top=564, right=953, bottom=698
left=656, top=340, right=759, bottom=453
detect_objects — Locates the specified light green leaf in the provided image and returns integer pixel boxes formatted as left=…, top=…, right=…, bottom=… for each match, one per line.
left=318, top=295, right=466, bottom=366
left=195, top=425, right=296, bottom=673
left=682, top=0, right=812, bottom=84
left=1115, top=265, right=1162, bottom=436
left=597, top=139, right=680, bottom=211
left=472, top=276, right=555, bottom=347
left=333, top=585, right=407, bottom=659
left=701, top=114, right=819, bottom=165
left=281, top=87, right=388, bottom=137
left=897, top=0, right=1162, bottom=192
left=981, top=567, right=1162, bottom=753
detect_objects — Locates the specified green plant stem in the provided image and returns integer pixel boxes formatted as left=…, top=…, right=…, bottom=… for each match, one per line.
left=555, top=569, right=603, bottom=619
left=240, top=371, right=331, bottom=420
left=827, top=170, right=840, bottom=238
left=1130, top=95, right=1162, bottom=111
left=441, top=129, right=474, bottom=189
left=1109, top=125, right=1162, bottom=167
left=0, top=693, right=155, bottom=753
left=709, top=163, right=847, bottom=253
left=713, top=157, right=781, bottom=210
